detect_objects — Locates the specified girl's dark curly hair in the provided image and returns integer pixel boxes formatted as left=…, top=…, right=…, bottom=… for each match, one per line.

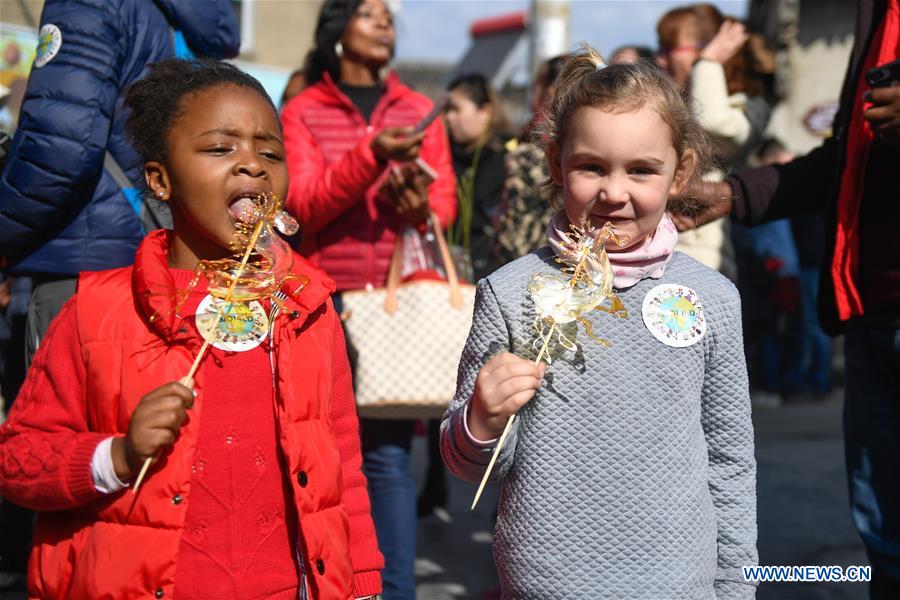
left=123, top=58, right=277, bottom=164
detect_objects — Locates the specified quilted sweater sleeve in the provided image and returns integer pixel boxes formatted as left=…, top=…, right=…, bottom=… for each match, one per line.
left=441, top=279, right=520, bottom=484
left=701, top=285, right=758, bottom=599
left=281, top=100, right=385, bottom=235
left=0, top=0, right=125, bottom=261
left=0, top=299, right=107, bottom=510
left=328, top=308, right=383, bottom=596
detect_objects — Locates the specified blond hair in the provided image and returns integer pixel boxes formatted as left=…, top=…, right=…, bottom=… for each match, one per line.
left=539, top=44, right=713, bottom=211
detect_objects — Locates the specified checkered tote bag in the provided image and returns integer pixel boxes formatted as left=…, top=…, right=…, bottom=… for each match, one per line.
left=340, top=215, right=476, bottom=419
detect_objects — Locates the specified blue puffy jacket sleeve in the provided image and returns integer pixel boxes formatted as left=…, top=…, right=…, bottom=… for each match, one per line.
left=0, top=0, right=125, bottom=263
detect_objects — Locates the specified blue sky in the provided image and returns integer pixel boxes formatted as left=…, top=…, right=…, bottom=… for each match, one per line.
left=394, top=0, right=749, bottom=63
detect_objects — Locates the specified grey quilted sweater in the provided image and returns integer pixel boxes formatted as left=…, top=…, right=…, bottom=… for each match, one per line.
left=441, top=248, right=757, bottom=600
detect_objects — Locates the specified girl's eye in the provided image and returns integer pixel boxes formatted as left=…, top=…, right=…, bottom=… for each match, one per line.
left=261, top=150, right=283, bottom=160
left=629, top=167, right=656, bottom=176
left=205, top=146, right=231, bottom=155
left=580, top=164, right=604, bottom=174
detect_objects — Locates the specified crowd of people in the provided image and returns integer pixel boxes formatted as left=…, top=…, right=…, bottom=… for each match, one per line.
left=0, top=0, right=898, bottom=598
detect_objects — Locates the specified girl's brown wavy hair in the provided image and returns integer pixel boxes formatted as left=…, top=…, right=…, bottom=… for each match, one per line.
left=539, top=45, right=714, bottom=214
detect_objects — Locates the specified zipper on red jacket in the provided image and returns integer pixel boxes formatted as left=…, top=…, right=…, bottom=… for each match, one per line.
left=267, top=293, right=310, bottom=599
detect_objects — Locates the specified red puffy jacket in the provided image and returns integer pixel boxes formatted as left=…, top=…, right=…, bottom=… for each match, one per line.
left=0, top=230, right=383, bottom=599
left=282, top=71, right=457, bottom=291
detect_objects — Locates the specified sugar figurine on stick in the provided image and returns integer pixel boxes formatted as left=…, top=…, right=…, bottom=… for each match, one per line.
left=470, top=218, right=627, bottom=509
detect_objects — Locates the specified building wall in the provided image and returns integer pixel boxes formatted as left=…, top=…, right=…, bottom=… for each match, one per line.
left=2, top=0, right=44, bottom=28
left=237, top=0, right=322, bottom=71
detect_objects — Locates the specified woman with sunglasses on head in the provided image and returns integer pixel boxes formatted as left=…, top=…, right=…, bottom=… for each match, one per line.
left=656, top=4, right=771, bottom=281
left=281, top=1, right=456, bottom=598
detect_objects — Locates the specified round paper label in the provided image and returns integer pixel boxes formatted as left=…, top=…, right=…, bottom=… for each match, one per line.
left=641, top=283, right=706, bottom=348
left=35, top=24, right=63, bottom=68
left=195, top=295, right=269, bottom=352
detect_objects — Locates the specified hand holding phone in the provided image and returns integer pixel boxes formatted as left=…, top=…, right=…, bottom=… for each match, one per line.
left=411, top=93, right=449, bottom=134
left=863, top=59, right=900, bottom=144
left=370, top=127, right=425, bottom=163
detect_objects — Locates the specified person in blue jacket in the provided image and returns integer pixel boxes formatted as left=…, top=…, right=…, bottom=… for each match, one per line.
left=0, top=0, right=240, bottom=365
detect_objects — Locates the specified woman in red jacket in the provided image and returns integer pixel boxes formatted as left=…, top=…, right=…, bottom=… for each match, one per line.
left=0, top=58, right=381, bottom=600
left=281, top=1, right=456, bottom=597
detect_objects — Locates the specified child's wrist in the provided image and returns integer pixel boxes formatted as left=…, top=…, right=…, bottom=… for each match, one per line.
left=467, top=398, right=503, bottom=441
left=110, top=437, right=136, bottom=481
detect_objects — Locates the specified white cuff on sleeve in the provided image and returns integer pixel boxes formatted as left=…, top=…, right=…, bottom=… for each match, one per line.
left=91, top=437, right=130, bottom=494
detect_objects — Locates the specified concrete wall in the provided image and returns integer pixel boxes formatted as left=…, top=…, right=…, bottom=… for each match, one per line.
left=237, top=0, right=322, bottom=71
left=0, top=0, right=44, bottom=28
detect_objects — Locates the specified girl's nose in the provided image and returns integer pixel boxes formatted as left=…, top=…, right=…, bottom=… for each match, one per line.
left=235, top=151, right=266, bottom=178
left=597, top=175, right=628, bottom=204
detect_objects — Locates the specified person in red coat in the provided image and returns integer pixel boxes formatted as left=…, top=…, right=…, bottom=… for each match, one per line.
left=281, top=1, right=456, bottom=598
left=0, top=58, right=382, bottom=600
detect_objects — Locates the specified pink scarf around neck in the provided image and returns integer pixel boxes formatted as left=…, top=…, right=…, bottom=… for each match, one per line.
left=546, top=211, right=678, bottom=290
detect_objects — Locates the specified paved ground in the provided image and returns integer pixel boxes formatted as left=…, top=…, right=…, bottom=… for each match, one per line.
left=412, top=388, right=870, bottom=599
left=0, top=389, right=870, bottom=600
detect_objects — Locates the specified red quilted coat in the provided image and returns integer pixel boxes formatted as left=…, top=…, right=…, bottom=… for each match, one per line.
left=281, top=71, right=457, bottom=291
left=0, top=230, right=383, bottom=599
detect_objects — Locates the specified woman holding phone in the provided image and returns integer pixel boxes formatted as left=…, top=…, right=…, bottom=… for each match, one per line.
left=281, top=1, right=455, bottom=597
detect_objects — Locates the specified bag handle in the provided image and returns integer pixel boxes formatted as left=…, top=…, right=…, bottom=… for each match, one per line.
left=430, top=213, right=464, bottom=309
left=383, top=213, right=464, bottom=314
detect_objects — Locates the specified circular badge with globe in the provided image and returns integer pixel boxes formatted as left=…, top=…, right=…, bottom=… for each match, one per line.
left=641, top=283, right=706, bottom=348
left=195, top=295, right=269, bottom=352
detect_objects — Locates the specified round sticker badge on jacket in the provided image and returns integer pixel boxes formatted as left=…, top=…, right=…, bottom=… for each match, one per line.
left=35, top=24, right=63, bottom=68
left=642, top=283, right=707, bottom=348
left=195, top=295, right=269, bottom=352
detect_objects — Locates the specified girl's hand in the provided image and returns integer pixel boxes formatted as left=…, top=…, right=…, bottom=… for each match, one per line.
left=467, top=353, right=546, bottom=440
left=111, top=382, right=195, bottom=481
left=700, top=20, right=749, bottom=65
left=388, top=164, right=431, bottom=224
left=371, top=126, right=426, bottom=163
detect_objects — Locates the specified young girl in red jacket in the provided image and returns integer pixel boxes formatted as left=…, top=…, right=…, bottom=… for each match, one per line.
left=0, top=58, right=382, bottom=600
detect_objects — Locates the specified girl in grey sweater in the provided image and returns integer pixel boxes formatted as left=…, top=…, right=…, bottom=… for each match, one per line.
left=441, top=48, right=758, bottom=599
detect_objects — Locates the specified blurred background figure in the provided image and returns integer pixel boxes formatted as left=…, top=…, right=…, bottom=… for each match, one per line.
left=746, top=138, right=832, bottom=403
left=608, top=44, right=657, bottom=65
left=444, top=72, right=512, bottom=282
left=657, top=3, right=771, bottom=281
left=0, top=0, right=240, bottom=365
left=280, top=0, right=456, bottom=597
left=280, top=67, right=308, bottom=108
left=735, top=139, right=802, bottom=407
left=494, top=54, right=568, bottom=265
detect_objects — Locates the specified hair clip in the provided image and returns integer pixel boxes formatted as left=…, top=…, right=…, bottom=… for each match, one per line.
left=596, top=61, right=607, bottom=71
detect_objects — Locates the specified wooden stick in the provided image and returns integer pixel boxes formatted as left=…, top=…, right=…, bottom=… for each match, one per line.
left=132, top=217, right=266, bottom=494
left=470, top=324, right=555, bottom=510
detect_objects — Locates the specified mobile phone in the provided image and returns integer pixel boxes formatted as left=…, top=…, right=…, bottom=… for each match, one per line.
left=413, top=157, right=438, bottom=183
left=411, top=93, right=449, bottom=134
left=867, top=59, right=900, bottom=88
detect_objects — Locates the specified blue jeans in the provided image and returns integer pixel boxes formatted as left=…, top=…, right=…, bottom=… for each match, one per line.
left=361, top=418, right=416, bottom=600
left=844, top=322, right=900, bottom=598
left=783, top=269, right=832, bottom=394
